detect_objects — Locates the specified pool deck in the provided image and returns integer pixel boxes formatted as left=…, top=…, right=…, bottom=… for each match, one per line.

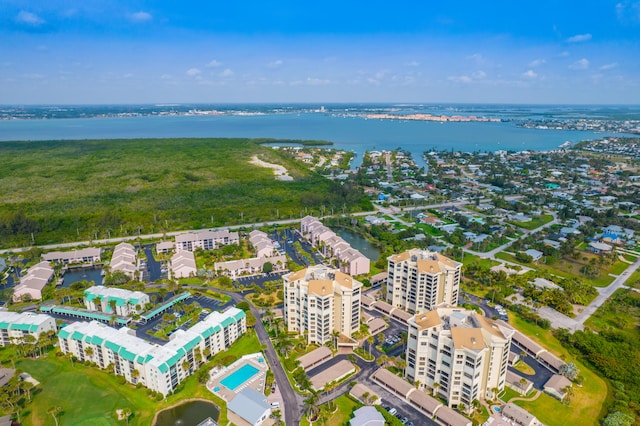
left=206, top=352, right=269, bottom=402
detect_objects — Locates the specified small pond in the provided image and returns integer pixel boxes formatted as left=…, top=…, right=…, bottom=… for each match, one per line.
left=61, top=266, right=103, bottom=287
left=153, top=400, right=220, bottom=426
left=336, top=228, right=381, bottom=261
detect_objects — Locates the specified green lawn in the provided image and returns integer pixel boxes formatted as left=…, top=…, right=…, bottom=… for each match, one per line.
left=495, top=252, right=624, bottom=287
left=509, top=314, right=610, bottom=426
left=301, top=394, right=362, bottom=426
left=508, top=214, right=554, bottom=230
left=11, top=349, right=230, bottom=426
left=584, top=289, right=640, bottom=341
left=462, top=254, right=501, bottom=269
left=6, top=332, right=263, bottom=426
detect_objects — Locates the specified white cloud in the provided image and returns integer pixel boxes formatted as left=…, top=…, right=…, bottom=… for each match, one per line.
left=557, top=51, right=570, bottom=58
left=129, top=11, right=152, bottom=23
left=567, top=33, right=592, bottom=43
left=267, top=60, right=283, bottom=68
left=206, top=60, right=222, bottom=68
left=522, top=70, right=537, bottom=79
left=16, top=11, right=44, bottom=26
left=307, top=77, right=330, bottom=86
left=569, top=58, right=590, bottom=70
left=472, top=70, right=487, bottom=79
left=616, top=1, right=640, bottom=23
left=291, top=77, right=330, bottom=86
left=160, top=74, right=173, bottom=80
left=186, top=68, right=201, bottom=76
left=466, top=53, right=484, bottom=65
left=219, top=68, right=234, bottom=78
left=448, top=75, right=472, bottom=83
left=599, top=62, right=619, bottom=70
left=406, top=61, right=420, bottom=67
left=528, top=59, right=546, bottom=67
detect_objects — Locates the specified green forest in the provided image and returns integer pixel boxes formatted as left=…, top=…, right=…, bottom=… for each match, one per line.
left=0, top=138, right=371, bottom=247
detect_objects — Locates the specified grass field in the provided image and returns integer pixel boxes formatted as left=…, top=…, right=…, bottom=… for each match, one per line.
left=509, top=314, right=610, bottom=426
left=584, top=289, right=640, bottom=340
left=0, top=138, right=370, bottom=247
left=495, top=251, right=625, bottom=287
left=300, top=394, right=362, bottom=426
left=508, top=214, right=554, bottom=230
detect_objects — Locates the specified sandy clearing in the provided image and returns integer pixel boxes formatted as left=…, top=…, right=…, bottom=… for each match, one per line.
left=250, top=156, right=294, bottom=181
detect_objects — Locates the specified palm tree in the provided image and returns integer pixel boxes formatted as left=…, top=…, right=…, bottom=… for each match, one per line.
left=48, top=406, right=62, bottom=426
left=131, top=369, right=140, bottom=383
left=182, top=360, right=191, bottom=373
left=432, top=382, right=440, bottom=397
left=122, top=408, right=132, bottom=426
left=93, top=296, right=102, bottom=311
left=84, top=346, right=94, bottom=361
left=109, top=299, right=118, bottom=314
left=367, top=336, right=375, bottom=356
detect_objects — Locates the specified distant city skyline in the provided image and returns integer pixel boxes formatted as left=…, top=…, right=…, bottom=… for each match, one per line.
left=1, top=1, right=639, bottom=104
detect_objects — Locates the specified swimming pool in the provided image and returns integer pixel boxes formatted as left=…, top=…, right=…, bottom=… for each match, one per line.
left=220, top=364, right=260, bottom=391
left=493, top=406, right=502, bottom=413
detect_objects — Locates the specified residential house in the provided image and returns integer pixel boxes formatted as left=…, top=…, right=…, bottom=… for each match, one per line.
left=214, top=255, right=286, bottom=278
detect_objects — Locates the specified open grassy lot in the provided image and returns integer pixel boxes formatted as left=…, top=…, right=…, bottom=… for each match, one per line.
left=0, top=138, right=371, bottom=247
left=462, top=253, right=501, bottom=269
left=508, top=214, right=554, bottom=230
left=584, top=289, right=640, bottom=341
left=300, top=394, right=362, bottom=426
left=509, top=314, right=610, bottom=426
left=495, top=251, right=625, bottom=287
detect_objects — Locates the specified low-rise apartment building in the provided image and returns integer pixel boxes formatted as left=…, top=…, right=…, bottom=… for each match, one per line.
left=248, top=230, right=278, bottom=258
left=42, top=247, right=102, bottom=264
left=300, top=216, right=370, bottom=276
left=283, top=265, right=362, bottom=345
left=175, top=230, right=239, bottom=253
left=387, top=249, right=462, bottom=314
left=0, top=310, right=57, bottom=345
left=84, top=286, right=150, bottom=316
left=58, top=307, right=246, bottom=396
left=405, top=307, right=514, bottom=408
left=215, top=255, right=286, bottom=278
left=170, top=251, right=197, bottom=279
left=12, top=261, right=55, bottom=302
left=110, top=243, right=138, bottom=279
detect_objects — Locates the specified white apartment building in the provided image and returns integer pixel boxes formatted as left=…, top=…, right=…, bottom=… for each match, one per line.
left=300, top=216, right=370, bottom=276
left=170, top=251, right=197, bottom=279
left=84, top=286, right=150, bottom=317
left=283, top=265, right=362, bottom=345
left=248, top=230, right=278, bottom=258
left=12, top=261, right=55, bottom=302
left=42, top=247, right=102, bottom=264
left=386, top=249, right=462, bottom=314
left=174, top=230, right=239, bottom=253
left=0, top=310, right=57, bottom=346
left=110, top=242, right=138, bottom=279
left=405, top=307, right=514, bottom=408
left=58, top=307, right=246, bottom=396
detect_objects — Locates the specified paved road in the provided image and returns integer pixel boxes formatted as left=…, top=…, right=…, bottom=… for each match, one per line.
left=217, top=289, right=303, bottom=426
left=539, top=256, right=640, bottom=331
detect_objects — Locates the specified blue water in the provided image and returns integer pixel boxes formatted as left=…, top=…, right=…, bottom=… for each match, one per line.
left=220, top=364, right=260, bottom=391
left=0, top=113, right=626, bottom=168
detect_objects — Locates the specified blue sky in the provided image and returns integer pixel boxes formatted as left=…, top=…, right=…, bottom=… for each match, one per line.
left=1, top=1, right=639, bottom=104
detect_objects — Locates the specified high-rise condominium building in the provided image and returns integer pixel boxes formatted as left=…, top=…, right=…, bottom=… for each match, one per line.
left=283, top=265, right=362, bottom=345
left=386, top=249, right=462, bottom=313
left=405, top=307, right=513, bottom=408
